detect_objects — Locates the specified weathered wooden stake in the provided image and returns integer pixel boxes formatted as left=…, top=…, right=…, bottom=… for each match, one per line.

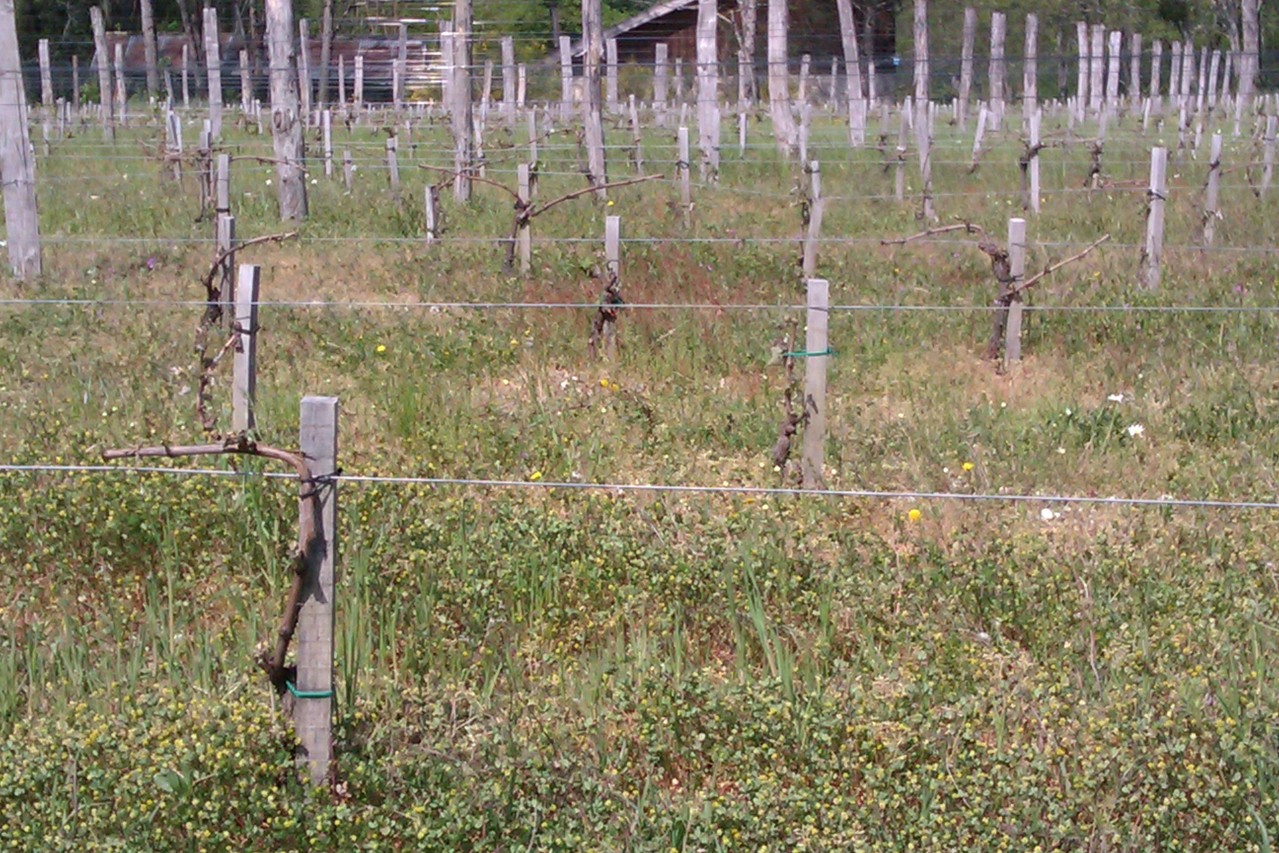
left=988, top=12, right=1006, bottom=130
left=696, top=0, right=720, bottom=180
left=204, top=6, right=223, bottom=139
left=354, top=54, right=364, bottom=110
left=386, top=135, right=400, bottom=195
left=267, top=0, right=308, bottom=221
left=1203, top=132, right=1222, bottom=245
left=677, top=126, right=692, bottom=222
left=342, top=150, right=353, bottom=191
left=602, top=214, right=621, bottom=356
left=1150, top=40, right=1163, bottom=114
left=322, top=109, right=332, bottom=177
left=1130, top=33, right=1143, bottom=111
left=1022, top=14, right=1037, bottom=127
left=559, top=35, right=573, bottom=121
left=1004, top=217, right=1026, bottom=367
left=802, top=197, right=824, bottom=279
left=140, top=0, right=159, bottom=98
left=0, top=0, right=41, bottom=279
left=800, top=278, right=828, bottom=489
left=605, top=38, right=619, bottom=113
left=1075, top=22, right=1089, bottom=121
left=766, top=0, right=797, bottom=157
left=958, top=7, right=976, bottom=127
left=240, top=49, right=253, bottom=113
left=1142, top=146, right=1167, bottom=289
left=295, top=395, right=338, bottom=787
left=501, top=36, right=516, bottom=124
left=970, top=103, right=988, bottom=171
left=38, top=39, right=53, bottom=109
left=453, top=1, right=474, bottom=202
left=1106, top=30, right=1122, bottom=115
left=90, top=7, right=114, bottom=140
left=232, top=265, right=261, bottom=434
left=424, top=183, right=439, bottom=244
left=182, top=44, right=190, bottom=108
left=581, top=0, right=607, bottom=195
left=516, top=163, right=531, bottom=273
left=1263, top=117, right=1278, bottom=196
left=1090, top=24, right=1105, bottom=117
left=654, top=43, right=669, bottom=125
left=1027, top=109, right=1041, bottom=213
left=629, top=95, right=645, bottom=174
left=298, top=19, right=312, bottom=125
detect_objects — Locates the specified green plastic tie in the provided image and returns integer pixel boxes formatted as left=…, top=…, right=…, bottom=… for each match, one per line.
left=783, top=349, right=834, bottom=358
left=285, top=681, right=333, bottom=700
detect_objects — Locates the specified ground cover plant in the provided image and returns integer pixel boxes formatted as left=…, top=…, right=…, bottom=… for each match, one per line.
left=3, top=99, right=1279, bottom=850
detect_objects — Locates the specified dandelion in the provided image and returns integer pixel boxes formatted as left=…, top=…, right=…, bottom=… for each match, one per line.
left=375, top=344, right=386, bottom=354
left=600, top=378, right=610, bottom=388
left=962, top=461, right=974, bottom=472
left=1126, top=423, right=1145, bottom=438
left=907, top=508, right=922, bottom=522
left=609, top=381, right=620, bottom=392
left=529, top=471, right=543, bottom=482
left=607, top=200, right=615, bottom=206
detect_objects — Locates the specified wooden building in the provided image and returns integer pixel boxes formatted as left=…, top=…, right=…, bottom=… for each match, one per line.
left=583, top=0, right=897, bottom=66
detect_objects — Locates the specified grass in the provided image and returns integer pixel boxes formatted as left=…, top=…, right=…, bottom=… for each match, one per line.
left=2, top=96, right=1279, bottom=849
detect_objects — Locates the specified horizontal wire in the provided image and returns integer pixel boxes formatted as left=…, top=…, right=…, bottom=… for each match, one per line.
left=1, top=297, right=1277, bottom=315
left=2, top=463, right=1277, bottom=512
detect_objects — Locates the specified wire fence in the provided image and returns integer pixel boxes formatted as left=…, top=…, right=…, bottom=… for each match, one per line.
left=2, top=463, right=1276, bottom=513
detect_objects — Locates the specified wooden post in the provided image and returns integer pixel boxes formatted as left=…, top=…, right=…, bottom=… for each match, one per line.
left=453, top=0, right=474, bottom=202
left=1130, top=33, right=1143, bottom=111
left=674, top=58, right=685, bottom=107
left=767, top=0, right=797, bottom=158
left=1075, top=22, right=1089, bottom=122
left=336, top=54, right=345, bottom=110
left=802, top=196, right=824, bottom=278
left=516, top=163, right=531, bottom=273
left=166, top=107, right=184, bottom=181
left=342, top=150, right=353, bottom=191
left=204, top=6, right=223, bottom=139
left=582, top=0, right=608, bottom=194
left=295, top=395, right=338, bottom=787
left=654, top=43, right=669, bottom=125
left=737, top=0, right=758, bottom=107
left=677, top=126, right=691, bottom=220
left=1142, top=146, right=1167, bottom=289
left=1151, top=40, right=1163, bottom=114
left=696, top=0, right=720, bottom=181
left=266, top=0, right=308, bottom=221
left=958, top=7, right=976, bottom=127
left=738, top=108, right=747, bottom=155
left=1022, top=14, right=1037, bottom=127
left=1240, top=0, right=1260, bottom=112
left=897, top=107, right=909, bottom=201
left=298, top=19, right=312, bottom=126
left=501, top=36, right=516, bottom=124
left=603, top=214, right=621, bottom=355
left=629, top=94, right=645, bottom=174
left=836, top=0, right=865, bottom=143
left=559, top=35, right=573, bottom=122
left=606, top=38, right=619, bottom=113
left=988, top=12, right=1006, bottom=131
left=318, top=0, right=332, bottom=106
left=970, top=103, right=987, bottom=171
left=1027, top=109, right=1041, bottom=213
left=113, top=43, right=127, bottom=126
left=386, top=135, right=400, bottom=195
left=0, top=0, right=41, bottom=279
left=1179, top=39, right=1193, bottom=110
left=140, top=0, right=160, bottom=98
left=913, top=0, right=928, bottom=105
left=423, top=183, right=439, bottom=245
left=240, top=49, right=252, bottom=113
left=1090, top=24, right=1105, bottom=117
left=354, top=54, right=364, bottom=111
left=1207, top=49, right=1221, bottom=111
left=395, top=22, right=407, bottom=110
left=38, top=39, right=53, bottom=110
left=1203, top=132, right=1222, bottom=245
left=215, top=153, right=235, bottom=322
left=517, top=64, right=526, bottom=112
left=232, top=265, right=260, bottom=434
left=1169, top=41, right=1182, bottom=108
left=322, top=109, right=332, bottom=177
left=800, top=278, right=828, bottom=489
left=1106, top=30, right=1122, bottom=115
left=90, top=7, right=114, bottom=140
left=182, top=43, right=190, bottom=109
left=1263, top=116, right=1277, bottom=196
left=1003, top=217, right=1026, bottom=367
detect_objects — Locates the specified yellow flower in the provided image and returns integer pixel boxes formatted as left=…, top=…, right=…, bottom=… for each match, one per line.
left=962, top=461, right=974, bottom=472
left=609, top=382, right=620, bottom=392
left=907, top=508, right=922, bottom=522
left=375, top=344, right=386, bottom=353
left=529, top=471, right=543, bottom=482
left=600, top=378, right=610, bottom=388
left=607, top=200, right=615, bottom=206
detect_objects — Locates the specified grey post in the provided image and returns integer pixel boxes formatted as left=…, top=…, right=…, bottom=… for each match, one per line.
left=295, top=395, right=339, bottom=786
left=1142, top=146, right=1167, bottom=289
left=1004, top=217, right=1026, bottom=367
left=0, top=0, right=41, bottom=279
left=232, top=265, right=261, bottom=434
left=516, top=163, right=531, bottom=273
left=90, top=7, right=114, bottom=140
left=204, top=6, right=223, bottom=139
left=800, top=278, right=829, bottom=489
left=1203, top=132, right=1222, bottom=245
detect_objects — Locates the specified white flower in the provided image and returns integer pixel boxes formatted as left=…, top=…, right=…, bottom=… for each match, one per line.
left=1056, top=446, right=1066, bottom=455
left=1040, top=508, right=1056, bottom=521
left=265, top=179, right=273, bottom=186
left=1064, top=408, right=1072, bottom=416
left=1126, top=423, right=1145, bottom=438
left=1107, top=393, right=1124, bottom=403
